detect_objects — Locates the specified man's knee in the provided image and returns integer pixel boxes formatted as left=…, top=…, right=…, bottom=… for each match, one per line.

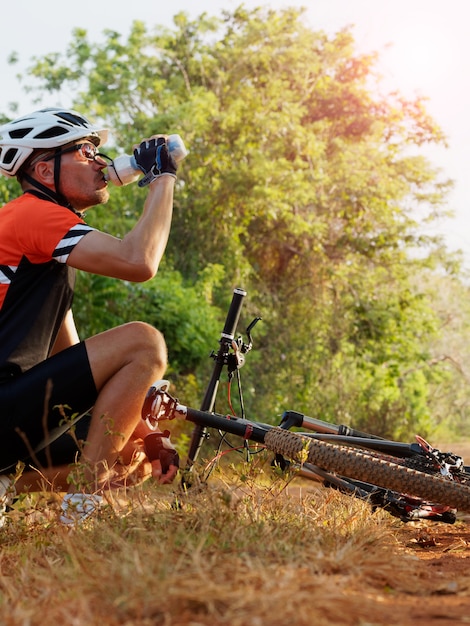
left=124, top=322, right=167, bottom=368
left=86, top=321, right=167, bottom=370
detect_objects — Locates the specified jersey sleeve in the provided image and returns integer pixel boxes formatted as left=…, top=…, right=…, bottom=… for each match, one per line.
left=15, top=198, right=95, bottom=264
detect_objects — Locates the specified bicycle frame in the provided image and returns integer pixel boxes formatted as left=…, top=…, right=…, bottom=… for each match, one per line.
left=148, top=288, right=468, bottom=523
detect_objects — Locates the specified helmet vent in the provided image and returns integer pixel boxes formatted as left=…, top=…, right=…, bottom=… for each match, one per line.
left=56, top=111, right=89, bottom=127
left=3, top=148, right=17, bottom=165
left=35, top=127, right=70, bottom=139
left=10, top=128, right=33, bottom=139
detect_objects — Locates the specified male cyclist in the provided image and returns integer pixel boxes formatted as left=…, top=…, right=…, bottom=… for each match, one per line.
left=0, top=108, right=179, bottom=524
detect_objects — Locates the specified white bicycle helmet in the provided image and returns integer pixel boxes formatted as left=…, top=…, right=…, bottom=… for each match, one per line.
left=0, top=108, right=108, bottom=177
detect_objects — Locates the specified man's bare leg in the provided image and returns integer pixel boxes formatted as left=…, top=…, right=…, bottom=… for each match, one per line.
left=72, top=321, right=167, bottom=491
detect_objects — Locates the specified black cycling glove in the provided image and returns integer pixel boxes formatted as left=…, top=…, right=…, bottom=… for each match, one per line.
left=144, top=430, right=180, bottom=475
left=133, top=137, right=178, bottom=187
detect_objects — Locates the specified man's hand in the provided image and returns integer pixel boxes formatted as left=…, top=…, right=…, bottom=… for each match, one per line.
left=133, top=137, right=177, bottom=187
left=144, top=430, right=179, bottom=484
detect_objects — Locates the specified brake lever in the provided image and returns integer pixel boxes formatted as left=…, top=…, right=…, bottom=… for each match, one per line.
left=226, top=317, right=262, bottom=377
left=243, top=317, right=262, bottom=353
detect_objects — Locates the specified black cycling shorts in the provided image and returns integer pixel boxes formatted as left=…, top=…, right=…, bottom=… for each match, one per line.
left=0, top=342, right=97, bottom=473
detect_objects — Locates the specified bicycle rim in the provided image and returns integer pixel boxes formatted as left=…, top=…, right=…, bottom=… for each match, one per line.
left=264, top=428, right=470, bottom=512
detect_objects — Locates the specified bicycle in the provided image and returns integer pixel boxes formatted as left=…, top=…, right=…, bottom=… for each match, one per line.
left=142, top=288, right=470, bottom=524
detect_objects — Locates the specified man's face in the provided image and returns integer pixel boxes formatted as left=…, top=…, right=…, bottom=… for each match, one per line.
left=57, top=141, right=110, bottom=211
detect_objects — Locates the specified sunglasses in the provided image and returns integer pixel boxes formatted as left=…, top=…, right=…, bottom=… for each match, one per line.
left=43, top=143, right=100, bottom=162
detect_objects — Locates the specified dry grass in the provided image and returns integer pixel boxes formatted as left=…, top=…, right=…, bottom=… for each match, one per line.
left=0, top=458, right=422, bottom=626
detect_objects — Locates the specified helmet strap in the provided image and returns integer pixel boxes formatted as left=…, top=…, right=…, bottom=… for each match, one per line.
left=22, top=149, right=72, bottom=209
left=52, top=149, right=73, bottom=208
left=22, top=172, right=63, bottom=204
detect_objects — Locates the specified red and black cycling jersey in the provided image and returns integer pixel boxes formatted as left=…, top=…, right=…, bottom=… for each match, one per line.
left=0, top=192, right=94, bottom=374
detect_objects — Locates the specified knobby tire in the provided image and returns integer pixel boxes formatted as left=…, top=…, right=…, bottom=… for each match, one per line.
left=264, top=428, right=470, bottom=512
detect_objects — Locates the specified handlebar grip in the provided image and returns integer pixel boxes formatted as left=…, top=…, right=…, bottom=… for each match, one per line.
left=222, top=288, right=247, bottom=338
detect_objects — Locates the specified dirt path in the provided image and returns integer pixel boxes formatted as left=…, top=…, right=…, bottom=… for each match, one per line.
left=394, top=442, right=470, bottom=623
left=284, top=442, right=470, bottom=625
left=381, top=520, right=470, bottom=624
left=346, top=441, right=470, bottom=625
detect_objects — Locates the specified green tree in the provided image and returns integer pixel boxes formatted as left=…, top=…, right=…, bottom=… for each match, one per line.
left=0, top=174, right=21, bottom=205
left=4, top=5, right=467, bottom=437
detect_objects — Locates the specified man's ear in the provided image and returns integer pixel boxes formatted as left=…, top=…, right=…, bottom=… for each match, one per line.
left=33, top=160, right=55, bottom=185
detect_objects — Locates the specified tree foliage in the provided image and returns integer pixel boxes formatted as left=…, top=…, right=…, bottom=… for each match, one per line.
left=4, top=5, right=470, bottom=437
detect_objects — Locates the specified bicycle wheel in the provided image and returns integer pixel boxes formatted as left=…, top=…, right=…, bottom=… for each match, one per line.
left=264, top=428, right=470, bottom=512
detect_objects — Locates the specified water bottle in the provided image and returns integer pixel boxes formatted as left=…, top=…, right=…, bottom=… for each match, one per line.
left=105, top=134, right=188, bottom=186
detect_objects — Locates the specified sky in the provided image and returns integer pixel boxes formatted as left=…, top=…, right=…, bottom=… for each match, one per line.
left=1, top=0, right=469, bottom=264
